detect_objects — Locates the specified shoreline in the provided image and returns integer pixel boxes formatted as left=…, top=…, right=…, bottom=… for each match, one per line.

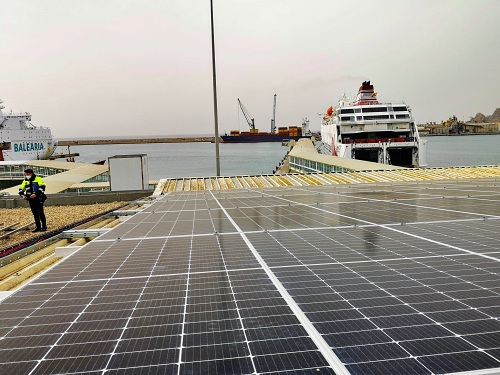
left=421, top=132, right=499, bottom=137
left=57, top=133, right=500, bottom=145
left=58, top=137, right=216, bottom=146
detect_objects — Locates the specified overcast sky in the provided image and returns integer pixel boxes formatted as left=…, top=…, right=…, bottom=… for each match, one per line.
left=1, top=0, right=499, bottom=138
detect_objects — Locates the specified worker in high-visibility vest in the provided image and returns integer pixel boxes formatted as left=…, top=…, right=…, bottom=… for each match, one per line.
left=19, top=168, right=47, bottom=232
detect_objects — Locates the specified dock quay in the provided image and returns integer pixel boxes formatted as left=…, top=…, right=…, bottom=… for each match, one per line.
left=48, top=152, right=80, bottom=160
left=280, top=138, right=406, bottom=174
left=57, top=136, right=215, bottom=146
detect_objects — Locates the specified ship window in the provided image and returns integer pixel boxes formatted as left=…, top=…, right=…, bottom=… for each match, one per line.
left=354, top=108, right=361, bottom=113
left=361, top=107, right=388, bottom=113
left=363, top=115, right=390, bottom=120
left=341, top=116, right=353, bottom=121
left=393, top=106, right=408, bottom=112
left=396, top=114, right=410, bottom=119
left=338, top=108, right=354, bottom=114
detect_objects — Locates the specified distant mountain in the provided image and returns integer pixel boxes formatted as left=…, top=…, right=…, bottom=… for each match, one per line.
left=471, top=108, right=500, bottom=122
left=490, top=108, right=500, bottom=121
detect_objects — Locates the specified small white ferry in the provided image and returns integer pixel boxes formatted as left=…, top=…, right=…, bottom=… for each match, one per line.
left=0, top=99, right=56, bottom=161
left=321, top=81, right=427, bottom=167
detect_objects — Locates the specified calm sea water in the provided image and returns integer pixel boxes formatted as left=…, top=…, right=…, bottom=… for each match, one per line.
left=66, top=142, right=288, bottom=180
left=424, top=134, right=500, bottom=167
left=64, top=134, right=500, bottom=180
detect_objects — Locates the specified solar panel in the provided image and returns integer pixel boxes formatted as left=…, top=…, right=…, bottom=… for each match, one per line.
left=1, top=178, right=500, bottom=374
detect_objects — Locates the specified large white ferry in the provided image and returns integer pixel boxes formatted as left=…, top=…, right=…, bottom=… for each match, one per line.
left=0, top=99, right=56, bottom=161
left=321, top=81, right=427, bottom=167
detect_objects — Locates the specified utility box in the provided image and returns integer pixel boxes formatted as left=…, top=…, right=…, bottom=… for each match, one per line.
left=108, top=154, right=149, bottom=191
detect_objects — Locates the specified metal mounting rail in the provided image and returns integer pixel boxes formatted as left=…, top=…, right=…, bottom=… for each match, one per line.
left=134, top=200, right=155, bottom=205
left=61, top=229, right=110, bottom=239
left=0, top=223, right=32, bottom=240
left=0, top=222, right=21, bottom=232
left=0, top=234, right=66, bottom=268
left=111, top=210, right=141, bottom=216
left=0, top=202, right=130, bottom=260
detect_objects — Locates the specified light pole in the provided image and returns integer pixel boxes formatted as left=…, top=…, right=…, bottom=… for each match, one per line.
left=210, top=0, right=220, bottom=176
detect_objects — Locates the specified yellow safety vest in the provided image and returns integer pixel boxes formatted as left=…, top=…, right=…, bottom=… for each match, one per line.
left=19, top=175, right=46, bottom=196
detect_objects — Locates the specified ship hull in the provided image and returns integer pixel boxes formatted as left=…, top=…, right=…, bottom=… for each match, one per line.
left=0, top=99, right=57, bottom=162
left=0, top=130, right=56, bottom=161
left=320, top=127, right=427, bottom=168
left=221, top=135, right=311, bottom=143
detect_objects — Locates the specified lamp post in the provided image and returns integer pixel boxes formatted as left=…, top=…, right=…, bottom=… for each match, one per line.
left=210, top=0, right=220, bottom=176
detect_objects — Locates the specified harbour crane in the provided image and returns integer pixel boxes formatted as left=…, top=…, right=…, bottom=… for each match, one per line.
left=237, top=98, right=255, bottom=130
left=271, top=94, right=277, bottom=134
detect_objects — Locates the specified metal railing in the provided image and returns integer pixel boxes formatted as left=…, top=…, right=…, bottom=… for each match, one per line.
left=0, top=171, right=24, bottom=180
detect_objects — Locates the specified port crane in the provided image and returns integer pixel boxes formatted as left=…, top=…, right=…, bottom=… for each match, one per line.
left=271, top=94, right=277, bottom=134
left=237, top=98, right=255, bottom=130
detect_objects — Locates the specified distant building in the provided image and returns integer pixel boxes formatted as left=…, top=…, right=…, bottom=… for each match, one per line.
left=429, top=125, right=449, bottom=135
left=463, top=122, right=499, bottom=133
left=421, top=120, right=499, bottom=135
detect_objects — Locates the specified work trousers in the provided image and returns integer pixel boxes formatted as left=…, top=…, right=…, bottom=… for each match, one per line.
left=28, top=198, right=46, bottom=229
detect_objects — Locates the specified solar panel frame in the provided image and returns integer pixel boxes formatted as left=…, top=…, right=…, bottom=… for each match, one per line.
left=1, top=179, right=500, bottom=374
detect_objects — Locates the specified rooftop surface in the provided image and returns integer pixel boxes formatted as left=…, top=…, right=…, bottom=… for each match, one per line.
left=1, top=176, right=499, bottom=374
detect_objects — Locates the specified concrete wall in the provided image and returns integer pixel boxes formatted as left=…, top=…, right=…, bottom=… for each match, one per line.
left=0, top=190, right=151, bottom=208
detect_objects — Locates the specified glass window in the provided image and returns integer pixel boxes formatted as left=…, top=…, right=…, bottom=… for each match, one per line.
left=361, top=107, right=388, bottom=113
left=363, top=115, right=390, bottom=120
left=340, top=116, right=353, bottom=121
left=339, top=108, right=355, bottom=114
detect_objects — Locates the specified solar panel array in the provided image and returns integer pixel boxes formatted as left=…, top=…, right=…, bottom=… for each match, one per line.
left=1, top=178, right=500, bottom=374
left=155, top=166, right=500, bottom=193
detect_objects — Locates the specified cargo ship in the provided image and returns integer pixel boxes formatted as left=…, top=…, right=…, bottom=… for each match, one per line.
left=221, top=125, right=311, bottom=143
left=221, top=96, right=312, bottom=143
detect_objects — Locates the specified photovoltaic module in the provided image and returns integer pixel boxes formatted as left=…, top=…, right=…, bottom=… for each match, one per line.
left=1, top=178, right=499, bottom=374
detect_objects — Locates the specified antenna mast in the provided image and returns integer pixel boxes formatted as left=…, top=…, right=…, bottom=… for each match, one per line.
left=271, top=94, right=277, bottom=134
